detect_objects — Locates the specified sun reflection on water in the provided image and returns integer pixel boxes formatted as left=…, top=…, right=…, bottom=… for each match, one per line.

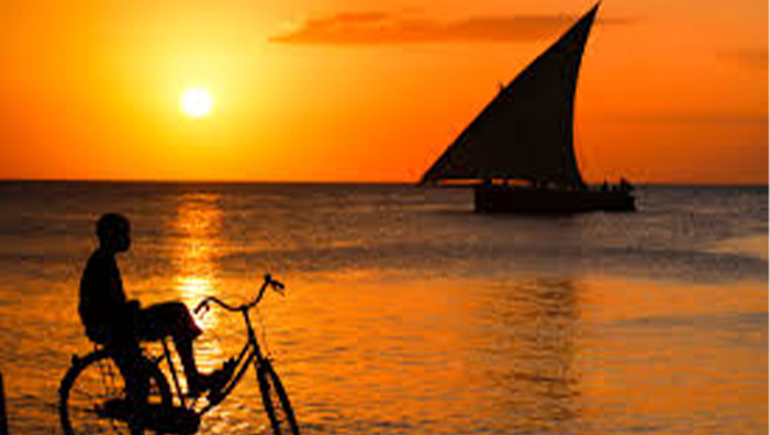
left=171, top=192, right=228, bottom=368
left=172, top=194, right=221, bottom=298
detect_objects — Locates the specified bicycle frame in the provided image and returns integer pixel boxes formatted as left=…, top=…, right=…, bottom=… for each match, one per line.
left=157, top=275, right=281, bottom=416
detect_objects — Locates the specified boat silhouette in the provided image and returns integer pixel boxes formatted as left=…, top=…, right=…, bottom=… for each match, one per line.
left=420, top=3, right=636, bottom=213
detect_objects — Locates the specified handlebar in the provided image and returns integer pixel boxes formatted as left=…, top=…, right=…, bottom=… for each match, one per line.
left=194, top=274, right=286, bottom=316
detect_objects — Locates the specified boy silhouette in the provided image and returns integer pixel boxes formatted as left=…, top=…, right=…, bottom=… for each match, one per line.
left=79, top=213, right=232, bottom=397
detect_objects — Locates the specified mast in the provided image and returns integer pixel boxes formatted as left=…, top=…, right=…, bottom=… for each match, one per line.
left=420, top=4, right=600, bottom=186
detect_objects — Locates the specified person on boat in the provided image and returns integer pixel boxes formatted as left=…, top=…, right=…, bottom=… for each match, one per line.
left=619, top=177, right=634, bottom=192
left=79, top=213, right=234, bottom=397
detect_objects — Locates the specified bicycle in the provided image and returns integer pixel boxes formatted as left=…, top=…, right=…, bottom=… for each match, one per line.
left=59, top=274, right=300, bottom=435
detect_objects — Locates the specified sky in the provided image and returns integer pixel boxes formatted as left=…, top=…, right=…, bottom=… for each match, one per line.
left=0, top=0, right=767, bottom=183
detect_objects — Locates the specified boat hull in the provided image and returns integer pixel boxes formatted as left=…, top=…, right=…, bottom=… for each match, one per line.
left=474, top=185, right=636, bottom=214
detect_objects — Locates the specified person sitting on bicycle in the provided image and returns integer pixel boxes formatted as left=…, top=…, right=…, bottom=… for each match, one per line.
left=79, top=212, right=234, bottom=397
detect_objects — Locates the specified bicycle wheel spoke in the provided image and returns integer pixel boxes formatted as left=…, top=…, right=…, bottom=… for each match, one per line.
left=70, top=387, right=103, bottom=401
left=66, top=403, right=101, bottom=414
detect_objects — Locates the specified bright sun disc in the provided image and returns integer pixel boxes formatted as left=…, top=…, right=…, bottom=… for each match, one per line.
left=181, top=88, right=213, bottom=118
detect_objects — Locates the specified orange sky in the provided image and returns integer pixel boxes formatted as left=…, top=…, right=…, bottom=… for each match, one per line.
left=0, top=0, right=767, bottom=183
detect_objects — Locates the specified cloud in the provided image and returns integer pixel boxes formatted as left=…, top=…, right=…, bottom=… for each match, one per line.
left=718, top=48, right=768, bottom=72
left=270, top=11, right=632, bottom=45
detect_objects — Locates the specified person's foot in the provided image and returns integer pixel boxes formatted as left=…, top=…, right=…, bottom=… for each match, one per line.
left=188, top=358, right=236, bottom=398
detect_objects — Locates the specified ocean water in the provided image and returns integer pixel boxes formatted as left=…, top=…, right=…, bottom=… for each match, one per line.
left=0, top=182, right=766, bottom=434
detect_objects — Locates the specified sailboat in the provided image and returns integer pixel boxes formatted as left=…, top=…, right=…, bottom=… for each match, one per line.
left=419, top=4, right=636, bottom=213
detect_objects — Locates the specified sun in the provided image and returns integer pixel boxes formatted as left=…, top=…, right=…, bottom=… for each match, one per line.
left=181, top=88, right=213, bottom=118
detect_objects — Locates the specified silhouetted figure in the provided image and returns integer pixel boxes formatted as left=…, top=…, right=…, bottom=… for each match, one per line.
left=79, top=213, right=233, bottom=402
left=601, top=180, right=609, bottom=192
left=619, top=177, right=634, bottom=192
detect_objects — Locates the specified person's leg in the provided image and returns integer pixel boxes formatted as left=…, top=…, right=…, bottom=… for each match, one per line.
left=137, top=301, right=234, bottom=395
left=136, top=302, right=204, bottom=386
left=173, top=330, right=199, bottom=387
left=109, top=340, right=148, bottom=435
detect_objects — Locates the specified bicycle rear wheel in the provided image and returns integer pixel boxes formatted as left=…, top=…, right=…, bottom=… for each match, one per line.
left=59, top=349, right=172, bottom=435
left=256, top=359, right=300, bottom=435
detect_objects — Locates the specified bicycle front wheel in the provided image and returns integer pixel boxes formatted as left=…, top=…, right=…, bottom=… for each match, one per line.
left=256, top=359, right=300, bottom=435
left=59, top=349, right=172, bottom=435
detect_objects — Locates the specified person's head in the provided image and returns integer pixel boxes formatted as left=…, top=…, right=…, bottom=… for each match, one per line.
left=96, top=213, right=131, bottom=253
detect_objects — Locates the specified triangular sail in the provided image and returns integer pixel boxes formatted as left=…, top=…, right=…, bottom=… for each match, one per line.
left=420, top=4, right=599, bottom=186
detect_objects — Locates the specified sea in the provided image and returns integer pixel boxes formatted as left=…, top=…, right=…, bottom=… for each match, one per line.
left=0, top=181, right=766, bottom=435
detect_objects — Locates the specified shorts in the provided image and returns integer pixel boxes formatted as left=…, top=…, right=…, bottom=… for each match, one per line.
left=86, top=301, right=202, bottom=347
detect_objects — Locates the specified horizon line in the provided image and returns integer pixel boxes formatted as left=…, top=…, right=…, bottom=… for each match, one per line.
left=0, top=178, right=767, bottom=188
